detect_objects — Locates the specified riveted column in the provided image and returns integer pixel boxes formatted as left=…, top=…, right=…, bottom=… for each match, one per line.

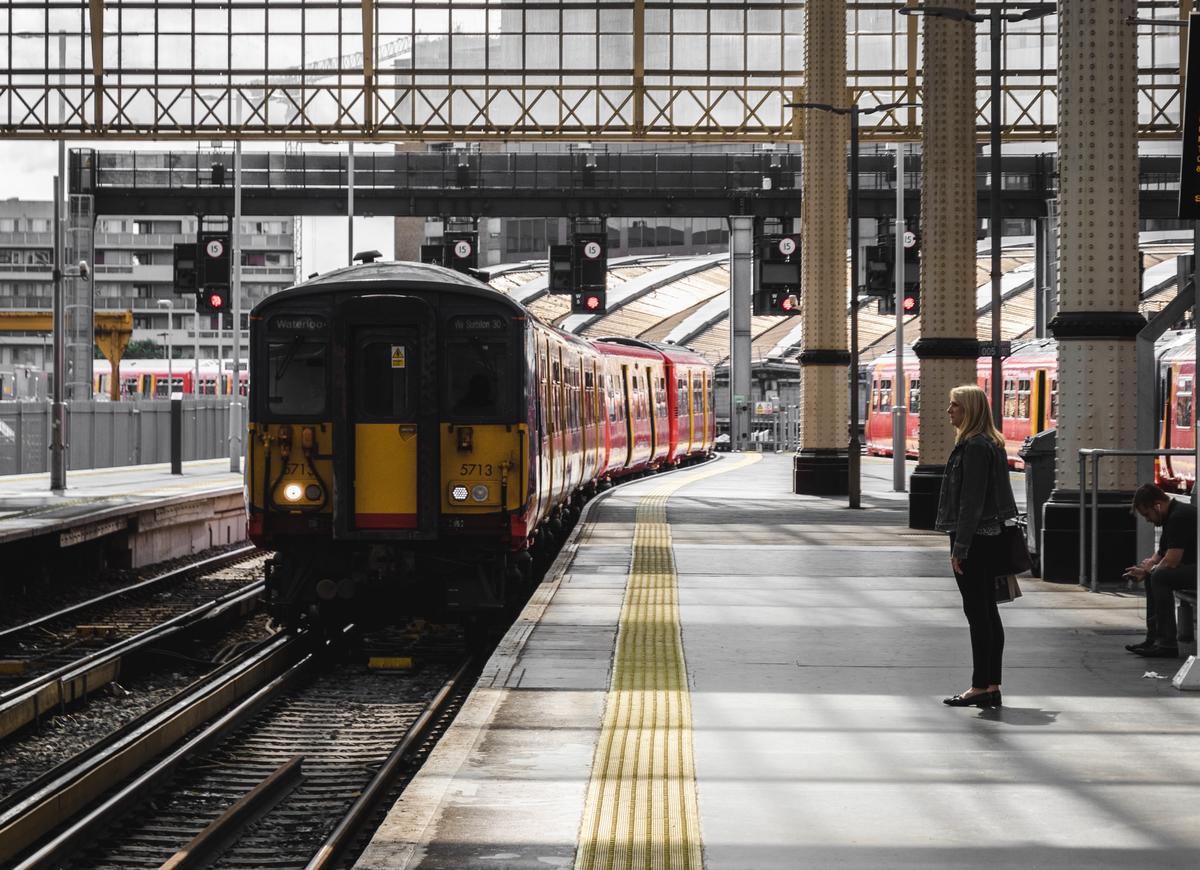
left=908, top=1, right=978, bottom=529
left=1041, top=0, right=1143, bottom=582
left=793, top=0, right=850, bottom=495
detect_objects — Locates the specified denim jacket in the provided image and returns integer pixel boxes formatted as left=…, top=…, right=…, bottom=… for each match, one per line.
left=934, top=433, right=1019, bottom=560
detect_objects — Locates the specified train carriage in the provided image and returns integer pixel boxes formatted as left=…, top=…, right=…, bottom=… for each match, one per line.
left=247, top=260, right=714, bottom=625
left=865, top=333, right=1193, bottom=491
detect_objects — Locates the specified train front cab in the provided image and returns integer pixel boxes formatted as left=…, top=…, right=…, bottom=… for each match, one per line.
left=249, top=285, right=535, bottom=624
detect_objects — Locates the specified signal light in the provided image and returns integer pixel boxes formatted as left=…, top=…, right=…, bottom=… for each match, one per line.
left=198, top=286, right=228, bottom=314
left=902, top=295, right=917, bottom=312
left=572, top=290, right=607, bottom=315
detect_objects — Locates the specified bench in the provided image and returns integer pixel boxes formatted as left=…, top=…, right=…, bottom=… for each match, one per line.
left=1177, top=589, right=1198, bottom=656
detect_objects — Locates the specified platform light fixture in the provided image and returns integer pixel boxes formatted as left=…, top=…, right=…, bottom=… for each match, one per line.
left=787, top=97, right=918, bottom=509
left=900, top=2, right=1057, bottom=427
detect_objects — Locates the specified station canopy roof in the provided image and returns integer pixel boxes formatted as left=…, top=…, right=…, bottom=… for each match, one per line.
left=488, top=232, right=1195, bottom=367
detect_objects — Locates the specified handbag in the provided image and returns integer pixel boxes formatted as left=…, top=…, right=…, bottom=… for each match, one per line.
left=995, top=573, right=1023, bottom=604
left=999, top=523, right=1032, bottom=575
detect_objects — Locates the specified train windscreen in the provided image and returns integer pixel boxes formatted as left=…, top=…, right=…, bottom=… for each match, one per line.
left=267, top=339, right=328, bottom=416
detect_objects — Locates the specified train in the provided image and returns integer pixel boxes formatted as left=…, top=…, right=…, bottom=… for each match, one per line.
left=92, top=359, right=249, bottom=399
left=245, top=260, right=716, bottom=625
left=865, top=330, right=1196, bottom=491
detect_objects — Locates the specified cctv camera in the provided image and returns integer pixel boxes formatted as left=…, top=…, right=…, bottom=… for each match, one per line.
left=77, top=260, right=90, bottom=280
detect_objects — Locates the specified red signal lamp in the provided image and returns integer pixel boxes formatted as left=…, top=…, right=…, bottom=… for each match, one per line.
left=209, top=292, right=225, bottom=309
left=902, top=295, right=917, bottom=312
left=585, top=294, right=601, bottom=311
left=780, top=294, right=797, bottom=312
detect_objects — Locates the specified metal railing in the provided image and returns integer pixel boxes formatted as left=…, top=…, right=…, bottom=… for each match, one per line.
left=1077, top=447, right=1194, bottom=592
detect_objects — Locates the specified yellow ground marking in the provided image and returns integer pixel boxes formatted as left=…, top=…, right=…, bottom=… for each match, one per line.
left=368, top=656, right=414, bottom=670
left=575, top=454, right=762, bottom=870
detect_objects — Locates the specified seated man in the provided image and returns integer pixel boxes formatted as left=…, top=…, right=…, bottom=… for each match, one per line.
left=1125, top=484, right=1197, bottom=659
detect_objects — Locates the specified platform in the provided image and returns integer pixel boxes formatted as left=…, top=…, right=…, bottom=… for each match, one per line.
left=0, top=458, right=246, bottom=565
left=357, top=452, right=1200, bottom=870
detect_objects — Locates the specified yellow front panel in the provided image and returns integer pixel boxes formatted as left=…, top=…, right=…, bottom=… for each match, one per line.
left=355, top=423, right=419, bottom=528
left=248, top=422, right=334, bottom=515
left=441, top=424, right=526, bottom=512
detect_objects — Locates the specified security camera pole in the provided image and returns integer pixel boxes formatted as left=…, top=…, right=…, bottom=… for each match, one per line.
left=50, top=175, right=66, bottom=491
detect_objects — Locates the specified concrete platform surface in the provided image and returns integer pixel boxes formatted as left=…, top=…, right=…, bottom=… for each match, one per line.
left=356, top=453, right=1200, bottom=870
left=0, top=458, right=244, bottom=547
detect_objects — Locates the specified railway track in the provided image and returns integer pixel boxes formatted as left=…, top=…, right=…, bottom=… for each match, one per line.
left=0, top=625, right=474, bottom=869
left=0, top=546, right=268, bottom=744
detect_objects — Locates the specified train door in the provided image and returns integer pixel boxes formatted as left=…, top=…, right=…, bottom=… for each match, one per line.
left=646, top=368, right=659, bottom=463
left=333, top=297, right=437, bottom=539
left=621, top=364, right=635, bottom=466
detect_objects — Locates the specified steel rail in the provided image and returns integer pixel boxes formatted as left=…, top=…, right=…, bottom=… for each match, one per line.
left=0, top=579, right=266, bottom=742
left=2, top=628, right=327, bottom=869
left=0, top=544, right=258, bottom=645
left=305, top=656, right=476, bottom=870
left=159, top=755, right=305, bottom=870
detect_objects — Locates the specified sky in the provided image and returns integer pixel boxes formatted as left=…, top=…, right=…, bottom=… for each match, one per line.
left=0, top=140, right=397, bottom=277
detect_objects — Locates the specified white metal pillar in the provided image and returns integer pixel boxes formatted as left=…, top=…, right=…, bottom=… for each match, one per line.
left=793, top=0, right=850, bottom=496
left=893, top=142, right=907, bottom=493
left=909, top=0, right=978, bottom=529
left=729, top=215, right=755, bottom=451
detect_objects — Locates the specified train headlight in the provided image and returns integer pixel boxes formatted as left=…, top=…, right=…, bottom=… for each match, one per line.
left=305, top=484, right=322, bottom=501
left=283, top=483, right=303, bottom=502
left=471, top=484, right=489, bottom=502
left=450, top=485, right=470, bottom=502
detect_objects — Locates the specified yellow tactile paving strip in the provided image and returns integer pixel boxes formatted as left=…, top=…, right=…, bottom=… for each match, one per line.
left=575, top=453, right=762, bottom=870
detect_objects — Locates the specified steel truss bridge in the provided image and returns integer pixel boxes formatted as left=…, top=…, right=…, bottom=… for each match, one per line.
left=1, top=0, right=1188, bottom=142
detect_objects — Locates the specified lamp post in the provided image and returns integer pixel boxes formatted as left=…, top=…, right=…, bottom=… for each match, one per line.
left=901, top=3, right=1056, bottom=427
left=790, top=98, right=918, bottom=508
left=157, top=299, right=175, bottom=396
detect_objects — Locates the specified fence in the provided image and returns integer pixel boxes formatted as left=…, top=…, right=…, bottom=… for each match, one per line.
left=0, top=399, right=232, bottom=476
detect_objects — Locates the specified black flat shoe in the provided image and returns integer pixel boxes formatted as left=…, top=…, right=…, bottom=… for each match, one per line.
left=1134, top=644, right=1179, bottom=658
left=1125, top=641, right=1151, bottom=652
left=943, top=690, right=998, bottom=708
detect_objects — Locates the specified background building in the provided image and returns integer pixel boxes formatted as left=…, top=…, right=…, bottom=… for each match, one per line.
left=0, top=198, right=296, bottom=374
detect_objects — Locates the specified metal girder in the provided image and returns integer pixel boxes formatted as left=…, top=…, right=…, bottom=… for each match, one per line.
left=0, top=1, right=1183, bottom=141
left=74, top=149, right=1181, bottom=221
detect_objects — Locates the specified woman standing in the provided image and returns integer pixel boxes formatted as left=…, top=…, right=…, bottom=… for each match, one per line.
left=935, top=384, right=1019, bottom=708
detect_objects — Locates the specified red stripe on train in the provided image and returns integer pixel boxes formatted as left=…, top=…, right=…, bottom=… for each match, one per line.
left=355, top=513, right=418, bottom=529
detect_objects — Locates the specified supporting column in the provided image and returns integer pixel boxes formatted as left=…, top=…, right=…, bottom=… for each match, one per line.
left=794, top=0, right=850, bottom=495
left=909, top=1, right=978, bottom=529
left=728, top=215, right=754, bottom=452
left=1042, top=0, right=1143, bottom=583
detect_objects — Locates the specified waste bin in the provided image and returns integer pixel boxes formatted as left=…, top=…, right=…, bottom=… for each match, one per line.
left=1018, top=428, right=1056, bottom=576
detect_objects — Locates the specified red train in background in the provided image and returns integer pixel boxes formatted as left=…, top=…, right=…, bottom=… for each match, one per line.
left=865, top=331, right=1196, bottom=492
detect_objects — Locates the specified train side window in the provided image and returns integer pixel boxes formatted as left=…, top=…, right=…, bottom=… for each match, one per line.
left=1176, top=375, right=1193, bottom=429
left=909, top=379, right=921, bottom=413
left=1002, top=378, right=1017, bottom=418
left=268, top=339, right=327, bottom=416
left=1049, top=379, right=1058, bottom=420
left=879, top=378, right=891, bottom=413
left=1017, top=379, right=1031, bottom=418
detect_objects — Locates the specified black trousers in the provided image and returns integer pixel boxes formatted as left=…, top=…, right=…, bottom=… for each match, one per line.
left=1149, top=564, right=1197, bottom=648
left=950, top=533, right=1005, bottom=689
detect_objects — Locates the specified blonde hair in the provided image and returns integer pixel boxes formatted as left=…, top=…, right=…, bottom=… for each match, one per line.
left=950, top=384, right=1005, bottom=448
